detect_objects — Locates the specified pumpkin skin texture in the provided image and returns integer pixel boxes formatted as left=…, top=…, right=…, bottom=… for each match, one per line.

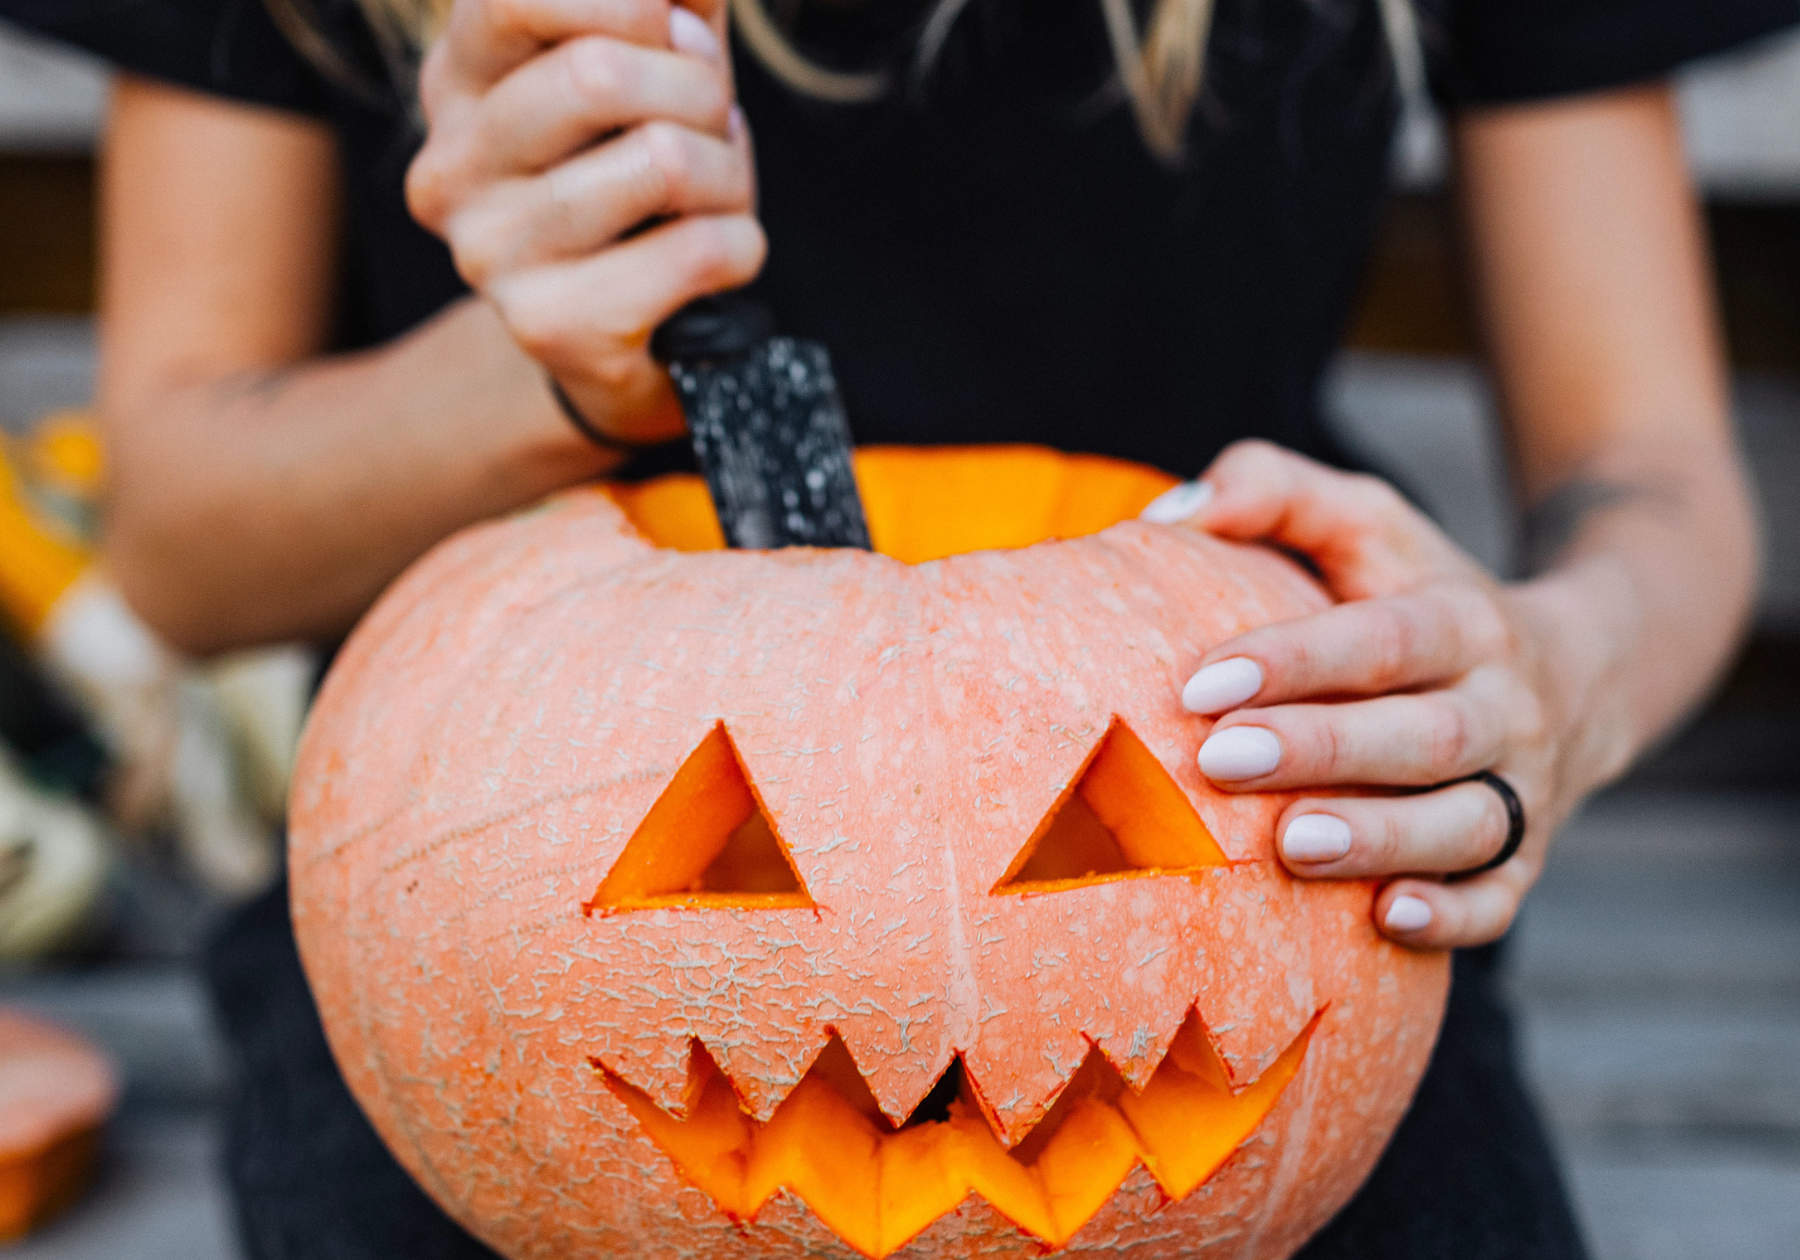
left=290, top=446, right=1449, bottom=1260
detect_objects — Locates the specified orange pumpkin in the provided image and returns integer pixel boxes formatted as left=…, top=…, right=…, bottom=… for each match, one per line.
left=290, top=446, right=1448, bottom=1260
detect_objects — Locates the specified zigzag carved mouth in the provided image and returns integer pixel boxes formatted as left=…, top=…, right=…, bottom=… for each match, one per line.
left=592, top=1010, right=1315, bottom=1257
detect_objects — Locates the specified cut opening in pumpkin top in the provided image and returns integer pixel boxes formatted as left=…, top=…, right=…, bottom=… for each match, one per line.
left=602, top=446, right=1179, bottom=564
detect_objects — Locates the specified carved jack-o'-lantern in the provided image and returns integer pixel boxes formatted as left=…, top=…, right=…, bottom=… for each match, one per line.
left=290, top=447, right=1448, bottom=1260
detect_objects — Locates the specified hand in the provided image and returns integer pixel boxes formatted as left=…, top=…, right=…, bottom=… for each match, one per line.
left=1145, top=441, right=1572, bottom=950
left=406, top=0, right=764, bottom=445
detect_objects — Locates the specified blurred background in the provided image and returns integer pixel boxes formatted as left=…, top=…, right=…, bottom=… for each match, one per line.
left=0, top=17, right=1796, bottom=1260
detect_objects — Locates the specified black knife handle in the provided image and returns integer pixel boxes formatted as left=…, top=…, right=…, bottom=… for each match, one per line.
left=650, top=292, right=773, bottom=363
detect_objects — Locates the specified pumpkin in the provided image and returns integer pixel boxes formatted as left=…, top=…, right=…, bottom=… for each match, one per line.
left=290, top=446, right=1448, bottom=1260
left=0, top=1011, right=117, bottom=1241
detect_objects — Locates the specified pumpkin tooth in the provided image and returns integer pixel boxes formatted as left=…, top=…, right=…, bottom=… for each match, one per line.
left=825, top=1016, right=963, bottom=1131
left=707, top=1028, right=841, bottom=1124
left=601, top=1014, right=1316, bottom=1257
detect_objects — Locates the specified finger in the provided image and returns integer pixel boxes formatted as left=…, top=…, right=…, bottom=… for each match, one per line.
left=1180, top=585, right=1509, bottom=713
left=1196, top=683, right=1508, bottom=790
left=444, top=123, right=753, bottom=283
left=1180, top=441, right=1469, bottom=597
left=489, top=212, right=766, bottom=371
left=1376, top=867, right=1531, bottom=949
left=1274, top=780, right=1516, bottom=878
left=470, top=35, right=732, bottom=175
left=444, top=0, right=674, bottom=87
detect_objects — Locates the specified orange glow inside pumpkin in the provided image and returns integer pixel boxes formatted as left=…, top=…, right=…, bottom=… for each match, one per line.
left=994, top=719, right=1227, bottom=892
left=601, top=445, right=1179, bottom=563
left=595, top=1012, right=1314, bottom=1258
left=586, top=724, right=814, bottom=913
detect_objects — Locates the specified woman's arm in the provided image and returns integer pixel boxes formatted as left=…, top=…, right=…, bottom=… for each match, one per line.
left=99, top=75, right=611, bottom=654
left=1154, top=82, right=1758, bottom=948
left=1456, top=82, right=1759, bottom=782
left=101, top=0, right=756, bottom=656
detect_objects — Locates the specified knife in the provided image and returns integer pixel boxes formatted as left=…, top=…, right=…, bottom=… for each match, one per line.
left=652, top=294, right=872, bottom=551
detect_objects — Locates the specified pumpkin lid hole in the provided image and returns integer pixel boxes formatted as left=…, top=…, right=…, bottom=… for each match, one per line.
left=993, top=719, right=1227, bottom=894
left=587, top=724, right=814, bottom=913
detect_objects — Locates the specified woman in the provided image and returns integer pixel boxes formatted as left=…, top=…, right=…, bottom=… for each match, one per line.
left=4, top=0, right=1791, bottom=1255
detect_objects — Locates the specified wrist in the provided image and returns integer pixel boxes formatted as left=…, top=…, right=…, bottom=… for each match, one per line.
left=1508, top=555, right=1645, bottom=796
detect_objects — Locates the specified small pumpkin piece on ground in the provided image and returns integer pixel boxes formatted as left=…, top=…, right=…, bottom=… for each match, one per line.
left=0, top=1010, right=119, bottom=1241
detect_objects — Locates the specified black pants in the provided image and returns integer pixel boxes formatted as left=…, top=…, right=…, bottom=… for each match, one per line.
left=205, top=885, right=1588, bottom=1259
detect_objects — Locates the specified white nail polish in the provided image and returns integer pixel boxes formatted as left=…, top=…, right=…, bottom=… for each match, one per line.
left=1385, top=895, right=1433, bottom=933
left=1182, top=657, right=1263, bottom=714
left=1282, top=814, right=1351, bottom=863
left=1197, top=727, right=1281, bottom=780
left=1140, top=480, right=1212, bottom=524
left=668, top=7, right=723, bottom=60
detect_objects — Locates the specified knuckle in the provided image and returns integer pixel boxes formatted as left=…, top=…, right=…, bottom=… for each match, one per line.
left=404, top=152, right=453, bottom=228
left=1424, top=696, right=1477, bottom=771
left=678, top=218, right=761, bottom=287
left=444, top=210, right=504, bottom=289
left=1307, top=713, right=1347, bottom=779
left=1366, top=602, right=1419, bottom=686
left=1344, top=471, right=1404, bottom=518
left=636, top=122, right=691, bottom=206
left=493, top=284, right=568, bottom=363
left=567, top=38, right=626, bottom=111
left=1369, top=807, right=1408, bottom=869
left=1219, top=438, right=1285, bottom=475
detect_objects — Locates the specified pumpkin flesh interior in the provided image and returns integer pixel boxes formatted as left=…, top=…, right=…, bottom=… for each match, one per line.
left=596, top=1012, right=1312, bottom=1258
left=601, top=446, right=1179, bottom=563
left=995, top=719, right=1227, bottom=892
left=586, top=724, right=813, bottom=912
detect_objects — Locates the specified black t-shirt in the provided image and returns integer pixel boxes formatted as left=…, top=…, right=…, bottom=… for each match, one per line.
left=3, top=3, right=1793, bottom=1259
left=7, top=0, right=1792, bottom=476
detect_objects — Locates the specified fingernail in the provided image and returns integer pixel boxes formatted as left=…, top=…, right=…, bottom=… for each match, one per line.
left=1197, top=726, right=1281, bottom=780
left=1182, top=657, right=1263, bottom=714
left=728, top=104, right=747, bottom=140
left=1141, top=480, right=1212, bottom=524
left=1385, top=895, right=1433, bottom=933
left=1282, top=814, right=1351, bottom=863
left=668, top=7, right=723, bottom=60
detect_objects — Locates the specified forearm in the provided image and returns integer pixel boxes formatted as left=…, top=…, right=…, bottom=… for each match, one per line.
left=102, top=298, right=617, bottom=654
left=1508, top=432, right=1760, bottom=805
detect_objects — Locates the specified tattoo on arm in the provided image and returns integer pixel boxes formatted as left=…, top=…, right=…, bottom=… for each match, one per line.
left=217, top=366, right=298, bottom=408
left=1521, top=476, right=1682, bottom=574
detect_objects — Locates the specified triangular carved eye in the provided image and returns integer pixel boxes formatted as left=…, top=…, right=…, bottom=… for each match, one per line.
left=992, top=720, right=1226, bottom=893
left=587, top=724, right=815, bottom=912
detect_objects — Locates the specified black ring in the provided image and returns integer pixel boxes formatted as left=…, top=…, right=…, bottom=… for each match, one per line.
left=1454, top=770, right=1526, bottom=878
left=549, top=376, right=665, bottom=452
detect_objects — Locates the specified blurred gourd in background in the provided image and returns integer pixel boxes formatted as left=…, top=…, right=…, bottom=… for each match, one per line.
left=0, top=413, right=313, bottom=962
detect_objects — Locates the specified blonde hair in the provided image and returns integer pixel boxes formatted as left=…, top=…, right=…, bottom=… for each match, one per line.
left=275, top=0, right=1419, bottom=163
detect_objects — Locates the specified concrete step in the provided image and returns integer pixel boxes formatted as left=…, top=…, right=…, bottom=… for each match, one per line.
left=1561, top=1136, right=1800, bottom=1260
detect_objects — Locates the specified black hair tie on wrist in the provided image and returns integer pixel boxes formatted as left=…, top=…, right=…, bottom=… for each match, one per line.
left=1454, top=770, right=1526, bottom=879
left=549, top=376, right=663, bottom=452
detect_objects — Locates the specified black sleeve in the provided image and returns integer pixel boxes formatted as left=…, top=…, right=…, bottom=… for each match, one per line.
left=0, top=0, right=329, bottom=115
left=1432, top=0, right=1800, bottom=106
